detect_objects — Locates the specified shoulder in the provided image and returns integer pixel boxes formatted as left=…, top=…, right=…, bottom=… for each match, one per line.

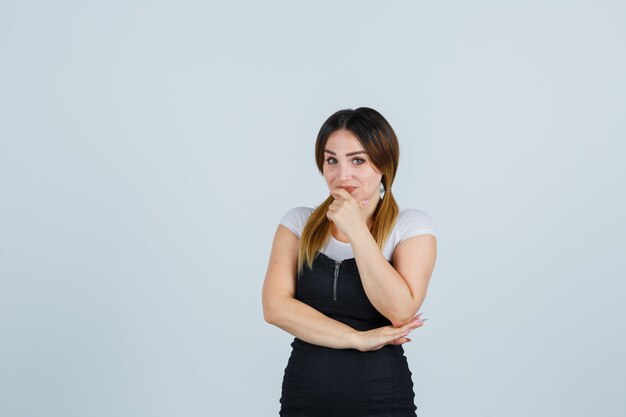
left=278, top=206, right=315, bottom=238
left=280, top=206, right=315, bottom=224
left=395, top=208, right=437, bottom=242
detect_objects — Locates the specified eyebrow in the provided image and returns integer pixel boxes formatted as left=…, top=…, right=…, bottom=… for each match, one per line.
left=324, top=149, right=367, bottom=156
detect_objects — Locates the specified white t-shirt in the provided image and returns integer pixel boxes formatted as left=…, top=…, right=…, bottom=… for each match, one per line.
left=279, top=206, right=437, bottom=261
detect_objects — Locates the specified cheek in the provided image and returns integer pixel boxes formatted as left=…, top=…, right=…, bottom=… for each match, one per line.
left=361, top=171, right=381, bottom=188
left=322, top=170, right=334, bottom=184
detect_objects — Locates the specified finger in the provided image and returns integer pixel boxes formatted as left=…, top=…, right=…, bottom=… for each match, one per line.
left=396, top=330, right=410, bottom=339
left=392, top=315, right=421, bottom=330
left=384, top=325, right=411, bottom=335
left=376, top=326, right=411, bottom=337
left=400, top=321, right=423, bottom=333
left=410, top=315, right=426, bottom=325
left=379, top=329, right=409, bottom=343
left=364, top=330, right=410, bottom=350
left=401, top=320, right=419, bottom=331
left=329, top=189, right=343, bottom=199
left=331, top=188, right=354, bottom=200
left=411, top=314, right=423, bottom=322
left=390, top=337, right=410, bottom=345
left=328, top=202, right=344, bottom=213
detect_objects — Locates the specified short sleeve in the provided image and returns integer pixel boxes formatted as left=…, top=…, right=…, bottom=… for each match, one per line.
left=278, top=207, right=314, bottom=238
left=396, top=209, right=437, bottom=242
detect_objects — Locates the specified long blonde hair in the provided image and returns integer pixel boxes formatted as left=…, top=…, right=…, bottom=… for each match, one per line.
left=298, top=107, right=400, bottom=273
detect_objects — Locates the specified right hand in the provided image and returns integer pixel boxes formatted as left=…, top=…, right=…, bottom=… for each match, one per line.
left=352, top=314, right=426, bottom=352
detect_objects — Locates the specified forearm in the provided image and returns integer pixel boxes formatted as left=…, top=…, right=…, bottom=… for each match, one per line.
left=350, top=229, right=419, bottom=326
left=264, top=296, right=359, bottom=349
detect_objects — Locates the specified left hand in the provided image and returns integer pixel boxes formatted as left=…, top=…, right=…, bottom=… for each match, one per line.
left=326, top=188, right=369, bottom=241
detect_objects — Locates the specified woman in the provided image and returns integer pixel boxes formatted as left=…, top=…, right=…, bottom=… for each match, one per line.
left=262, top=107, right=437, bottom=416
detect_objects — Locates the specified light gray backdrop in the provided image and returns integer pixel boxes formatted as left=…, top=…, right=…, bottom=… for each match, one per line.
left=1, top=1, right=625, bottom=416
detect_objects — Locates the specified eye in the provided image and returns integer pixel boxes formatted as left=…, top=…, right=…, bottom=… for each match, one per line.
left=326, top=157, right=337, bottom=165
left=352, top=158, right=365, bottom=165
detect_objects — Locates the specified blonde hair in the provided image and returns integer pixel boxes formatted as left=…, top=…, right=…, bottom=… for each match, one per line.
left=298, top=107, right=400, bottom=273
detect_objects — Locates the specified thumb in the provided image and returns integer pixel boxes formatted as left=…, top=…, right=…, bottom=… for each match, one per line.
left=360, top=199, right=369, bottom=207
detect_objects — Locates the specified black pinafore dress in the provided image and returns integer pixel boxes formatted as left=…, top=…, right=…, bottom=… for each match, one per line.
left=279, top=252, right=417, bottom=417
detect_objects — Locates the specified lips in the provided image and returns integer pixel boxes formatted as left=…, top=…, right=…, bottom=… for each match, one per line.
left=340, top=186, right=357, bottom=193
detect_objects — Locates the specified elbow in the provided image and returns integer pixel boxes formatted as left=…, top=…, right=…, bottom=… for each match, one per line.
left=263, top=302, right=276, bottom=324
left=388, top=305, right=422, bottom=328
left=388, top=292, right=428, bottom=327
left=262, top=288, right=279, bottom=324
left=390, top=316, right=414, bottom=328
left=262, top=297, right=284, bottom=325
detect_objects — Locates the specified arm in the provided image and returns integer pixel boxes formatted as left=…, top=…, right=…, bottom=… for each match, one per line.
left=262, top=225, right=420, bottom=350
left=350, top=229, right=437, bottom=327
left=325, top=189, right=437, bottom=328
left=262, top=225, right=361, bottom=349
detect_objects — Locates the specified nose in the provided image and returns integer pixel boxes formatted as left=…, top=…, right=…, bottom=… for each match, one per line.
left=339, top=163, right=353, bottom=181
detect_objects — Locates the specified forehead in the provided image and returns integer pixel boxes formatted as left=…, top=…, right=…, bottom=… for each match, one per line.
left=325, top=130, right=364, bottom=151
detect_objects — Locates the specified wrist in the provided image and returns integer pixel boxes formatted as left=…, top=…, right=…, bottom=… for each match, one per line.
left=348, top=224, right=372, bottom=243
left=346, top=329, right=362, bottom=350
left=348, top=226, right=375, bottom=249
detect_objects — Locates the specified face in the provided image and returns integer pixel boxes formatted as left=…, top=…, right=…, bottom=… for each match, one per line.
left=322, top=129, right=383, bottom=203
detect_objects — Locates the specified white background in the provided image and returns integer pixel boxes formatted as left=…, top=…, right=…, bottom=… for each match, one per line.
left=1, top=1, right=625, bottom=416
